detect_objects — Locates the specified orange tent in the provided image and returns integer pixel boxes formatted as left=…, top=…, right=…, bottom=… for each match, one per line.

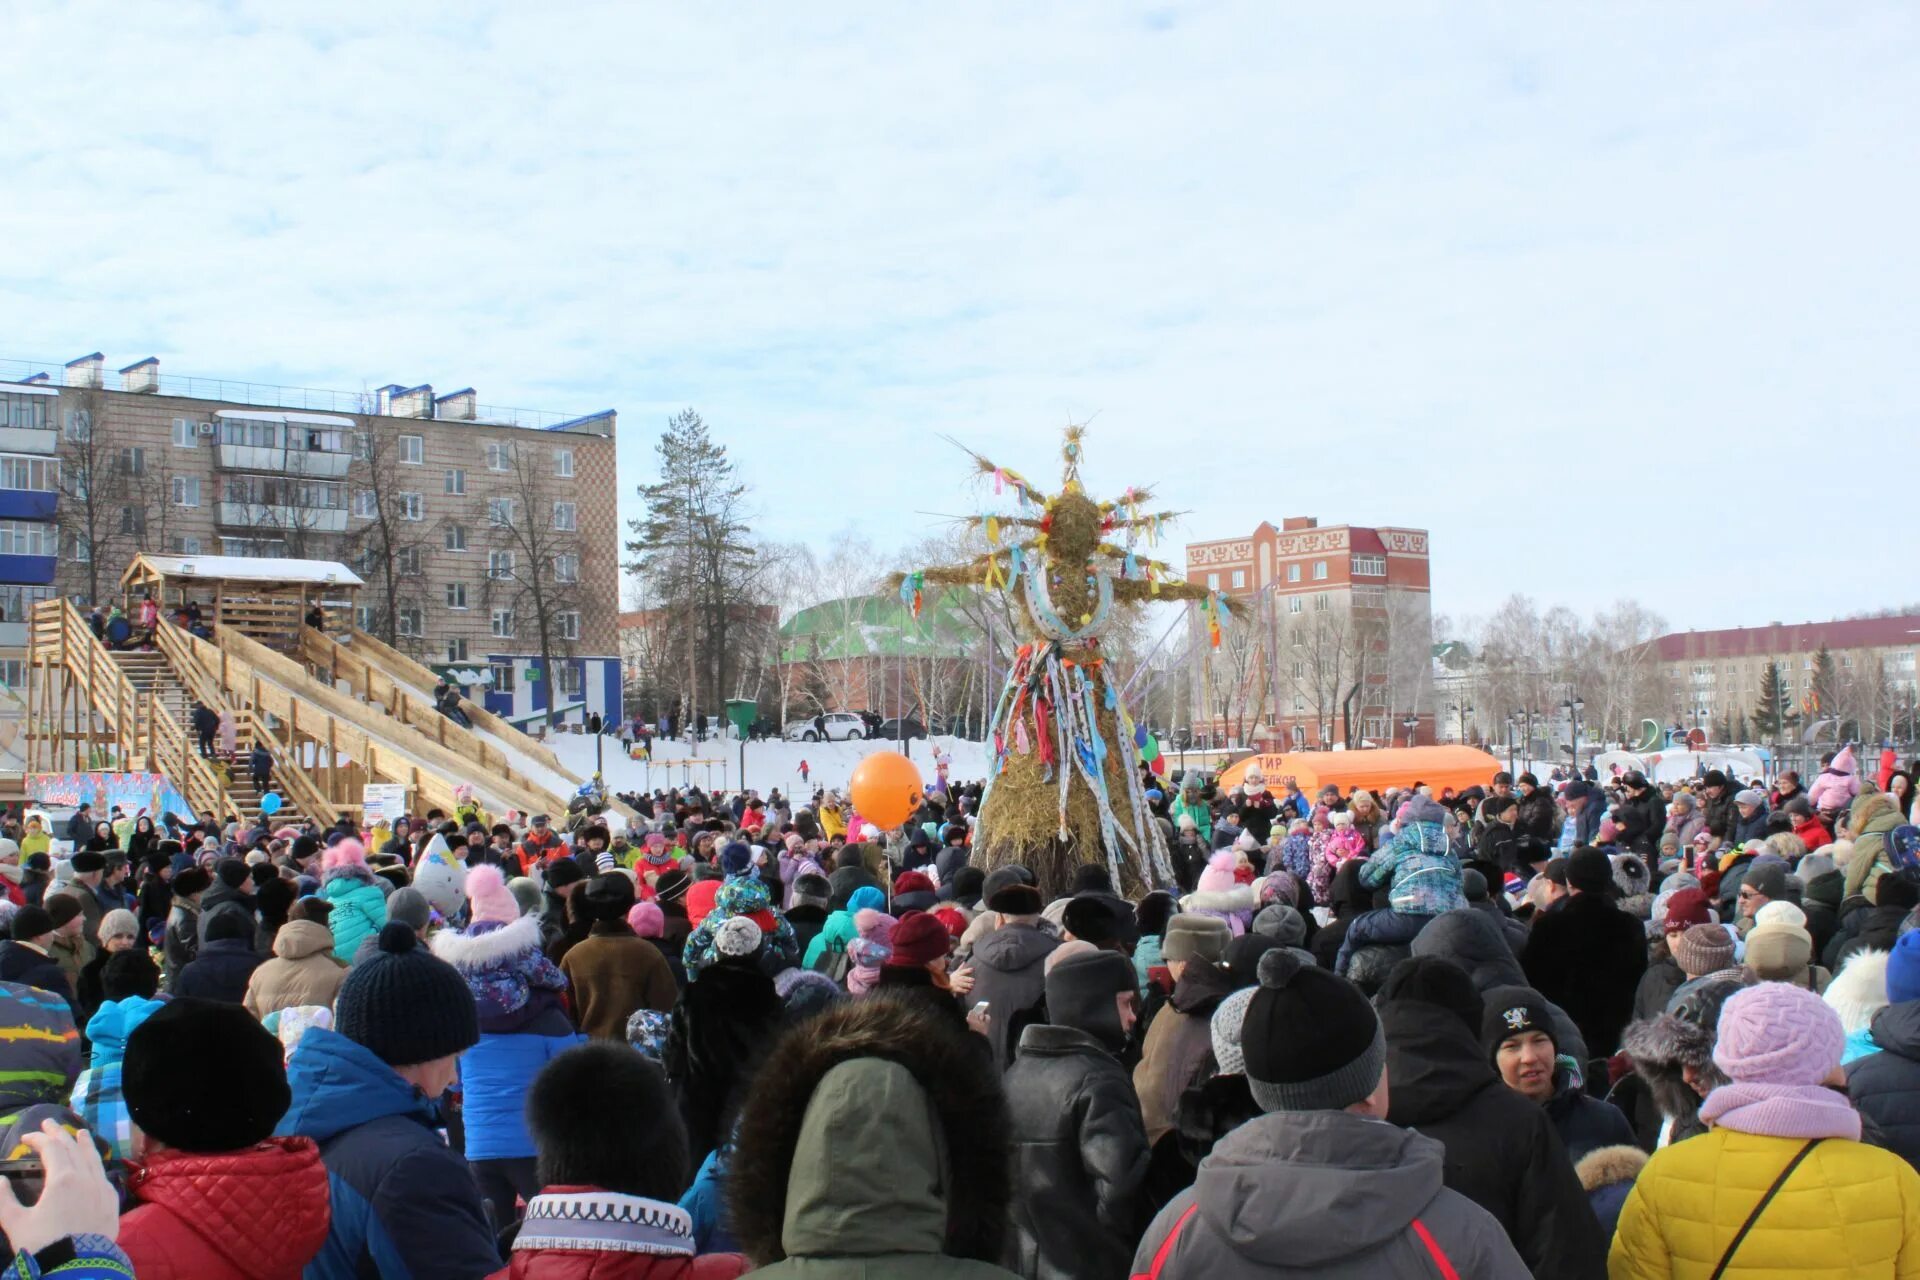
left=1216, top=746, right=1504, bottom=798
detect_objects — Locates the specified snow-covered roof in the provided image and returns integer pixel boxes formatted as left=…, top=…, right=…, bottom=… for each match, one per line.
left=215, top=408, right=357, bottom=428
left=129, top=554, right=365, bottom=587
left=0, top=382, right=60, bottom=397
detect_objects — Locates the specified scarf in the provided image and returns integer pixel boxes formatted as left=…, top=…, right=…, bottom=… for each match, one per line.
left=1699, top=1081, right=1861, bottom=1141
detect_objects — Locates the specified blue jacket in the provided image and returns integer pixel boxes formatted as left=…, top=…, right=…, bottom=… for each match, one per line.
left=321, top=868, right=389, bottom=963
left=1358, top=801, right=1465, bottom=916
left=680, top=1143, right=739, bottom=1253
left=276, top=1026, right=500, bottom=1280
left=458, top=1011, right=582, bottom=1161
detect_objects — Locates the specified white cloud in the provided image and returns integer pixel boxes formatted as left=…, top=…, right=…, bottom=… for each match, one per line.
left=3, top=1, right=1915, bottom=629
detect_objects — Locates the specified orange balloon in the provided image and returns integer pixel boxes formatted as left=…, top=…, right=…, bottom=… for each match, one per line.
left=849, top=751, right=925, bottom=830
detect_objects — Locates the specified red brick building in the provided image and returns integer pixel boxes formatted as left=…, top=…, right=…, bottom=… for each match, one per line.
left=1184, top=517, right=1434, bottom=750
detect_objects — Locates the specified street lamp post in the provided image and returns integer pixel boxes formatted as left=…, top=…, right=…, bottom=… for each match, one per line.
left=1505, top=716, right=1517, bottom=775
left=1455, top=701, right=1473, bottom=745
left=1563, top=697, right=1586, bottom=779
left=1401, top=715, right=1419, bottom=749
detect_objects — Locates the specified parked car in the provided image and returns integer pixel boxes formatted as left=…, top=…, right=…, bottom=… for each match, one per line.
left=876, top=717, right=929, bottom=741
left=785, top=712, right=866, bottom=743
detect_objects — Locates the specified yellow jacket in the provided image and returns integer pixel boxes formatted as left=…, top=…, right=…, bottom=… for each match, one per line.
left=1610, top=1126, right=1920, bottom=1278
left=820, top=803, right=847, bottom=840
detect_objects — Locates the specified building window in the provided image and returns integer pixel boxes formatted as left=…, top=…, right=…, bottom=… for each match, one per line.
left=491, top=608, right=515, bottom=638
left=1293, top=695, right=1306, bottom=713
left=169, top=536, right=201, bottom=555
left=557, top=663, right=583, bottom=697
left=120, top=447, right=145, bottom=477
left=171, top=475, right=199, bottom=507
left=353, top=490, right=377, bottom=518
left=553, top=448, right=574, bottom=478
left=1352, top=554, right=1385, bottom=576
left=399, top=435, right=424, bottom=465
left=447, top=638, right=469, bottom=663
left=396, top=607, right=422, bottom=637
left=1230, top=569, right=1245, bottom=589
left=552, top=501, right=576, bottom=531
left=1291, top=661, right=1304, bottom=679
left=444, top=469, right=466, bottom=495
left=552, top=553, right=578, bottom=583
left=170, top=418, right=199, bottom=448
left=488, top=498, right=514, bottom=527
left=355, top=606, right=373, bottom=630
left=1286, top=563, right=1301, bottom=583
left=488, top=551, right=514, bottom=579
left=1312, top=560, right=1328, bottom=580
left=0, top=587, right=53, bottom=624
left=1288, top=597, right=1303, bottom=614
left=400, top=493, right=423, bottom=521
left=1313, top=593, right=1330, bottom=612
left=557, top=611, right=580, bottom=641
left=445, top=581, right=467, bottom=608
left=490, top=662, right=516, bottom=693
left=1206, top=573, right=1220, bottom=591
left=0, top=394, right=50, bottom=431
left=119, top=506, right=145, bottom=536
left=0, top=456, right=58, bottom=492
left=397, top=547, right=422, bottom=576
left=0, top=521, right=55, bottom=556
left=486, top=442, right=513, bottom=471
left=63, top=409, right=90, bottom=443
left=444, top=524, right=468, bottom=552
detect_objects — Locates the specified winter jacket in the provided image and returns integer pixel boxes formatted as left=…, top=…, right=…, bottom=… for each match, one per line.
left=668, top=961, right=785, bottom=1168
left=276, top=1025, right=502, bottom=1280
left=119, top=1136, right=332, bottom=1280
left=1733, top=803, right=1772, bottom=845
left=491, top=1186, right=749, bottom=1280
left=197, top=879, right=256, bottom=946
left=1846, top=794, right=1907, bottom=905
left=164, top=896, right=201, bottom=982
left=1613, top=790, right=1665, bottom=857
left=1236, top=793, right=1278, bottom=845
left=70, top=994, right=163, bottom=1159
left=0, top=980, right=79, bottom=1128
left=560, top=922, right=678, bottom=1041
left=1358, top=801, right=1464, bottom=916
left=1133, top=961, right=1235, bottom=1148
left=1132, top=1110, right=1530, bottom=1280
left=243, top=920, right=347, bottom=1019
left=1633, top=957, right=1686, bottom=1023
left=0, top=941, right=72, bottom=1013
left=1541, top=1068, right=1636, bottom=1166
left=1803, top=868, right=1844, bottom=959
left=1170, top=793, right=1212, bottom=844
left=724, top=999, right=1019, bottom=1280
left=1610, top=1126, right=1920, bottom=1279
left=1514, top=789, right=1559, bottom=843
left=1378, top=998, right=1607, bottom=1279
left=1704, top=789, right=1739, bottom=841
left=1408, top=909, right=1527, bottom=993
left=1848, top=1000, right=1920, bottom=1171
left=1003, top=1024, right=1149, bottom=1280
left=1795, top=813, right=1836, bottom=852
left=321, top=866, right=390, bottom=962
left=1520, top=892, right=1648, bottom=1059
left=1808, top=746, right=1861, bottom=814
left=968, top=921, right=1060, bottom=1071
left=173, top=936, right=265, bottom=1005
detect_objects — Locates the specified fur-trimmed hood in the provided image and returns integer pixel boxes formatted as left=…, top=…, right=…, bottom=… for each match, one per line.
left=1622, top=1012, right=1717, bottom=1122
left=1180, top=885, right=1256, bottom=915
left=1825, top=948, right=1890, bottom=1035
left=430, top=915, right=543, bottom=971
left=1575, top=1143, right=1647, bottom=1193
left=726, top=995, right=1010, bottom=1267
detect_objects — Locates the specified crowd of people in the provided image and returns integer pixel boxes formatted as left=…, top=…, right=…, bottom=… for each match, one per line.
left=1, top=742, right=1919, bottom=1276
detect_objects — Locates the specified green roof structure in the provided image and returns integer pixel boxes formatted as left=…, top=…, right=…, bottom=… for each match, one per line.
left=779, top=589, right=981, bottom=664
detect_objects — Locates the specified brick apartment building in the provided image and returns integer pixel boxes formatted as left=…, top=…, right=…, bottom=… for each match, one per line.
left=1184, top=517, right=1434, bottom=750
left=0, top=352, right=623, bottom=727
left=1652, top=614, right=1920, bottom=739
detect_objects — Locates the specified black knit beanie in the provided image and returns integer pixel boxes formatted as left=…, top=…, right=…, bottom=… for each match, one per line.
left=1043, top=950, right=1138, bottom=1051
left=1242, top=950, right=1386, bottom=1113
left=334, top=922, right=478, bottom=1066
left=125, top=998, right=289, bottom=1152
left=1480, top=990, right=1558, bottom=1062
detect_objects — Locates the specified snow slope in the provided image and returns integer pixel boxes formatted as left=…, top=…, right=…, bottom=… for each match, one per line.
left=547, top=732, right=992, bottom=797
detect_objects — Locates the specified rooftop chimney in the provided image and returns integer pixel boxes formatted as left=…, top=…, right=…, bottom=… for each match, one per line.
left=433, top=387, right=477, bottom=421
left=64, top=353, right=104, bottom=389
left=119, top=357, right=159, bottom=393
left=387, top=384, right=433, bottom=419
left=1281, top=516, right=1319, bottom=532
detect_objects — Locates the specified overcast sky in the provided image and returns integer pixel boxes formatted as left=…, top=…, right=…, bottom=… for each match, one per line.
left=5, top=2, right=1914, bottom=632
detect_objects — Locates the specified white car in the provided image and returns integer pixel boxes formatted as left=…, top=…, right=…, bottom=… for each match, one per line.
left=787, top=713, right=866, bottom=743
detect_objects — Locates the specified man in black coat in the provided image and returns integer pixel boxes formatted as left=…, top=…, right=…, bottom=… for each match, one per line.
left=1520, top=847, right=1647, bottom=1060
left=1610, top=771, right=1665, bottom=857
left=170, top=908, right=263, bottom=1004
left=1848, top=932, right=1920, bottom=1170
left=1513, top=773, right=1560, bottom=844
left=1483, top=990, right=1635, bottom=1165
left=1003, top=950, right=1150, bottom=1280
left=0, top=906, right=74, bottom=1013
left=1377, top=958, right=1607, bottom=1279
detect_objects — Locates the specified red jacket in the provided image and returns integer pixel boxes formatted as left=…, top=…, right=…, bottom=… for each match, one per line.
left=1794, top=814, right=1835, bottom=852
left=120, top=1136, right=331, bottom=1280
left=491, top=1187, right=749, bottom=1280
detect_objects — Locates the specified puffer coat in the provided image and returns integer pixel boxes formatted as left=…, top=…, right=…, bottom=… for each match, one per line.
left=119, top=1136, right=332, bottom=1279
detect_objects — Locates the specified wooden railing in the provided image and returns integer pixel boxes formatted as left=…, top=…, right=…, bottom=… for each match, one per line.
left=151, top=620, right=336, bottom=823
left=26, top=600, right=241, bottom=821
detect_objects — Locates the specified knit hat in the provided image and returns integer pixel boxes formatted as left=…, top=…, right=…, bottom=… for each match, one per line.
left=1043, top=949, right=1138, bottom=1050
left=1242, top=950, right=1386, bottom=1113
left=1734, top=788, right=1767, bottom=808
left=711, top=916, right=764, bottom=960
left=720, top=842, right=753, bottom=877
left=773, top=968, right=844, bottom=1021
left=1672, top=923, right=1737, bottom=978
left=463, top=864, right=520, bottom=925
left=1210, top=987, right=1256, bottom=1076
left=1743, top=861, right=1789, bottom=902
left=791, top=874, right=832, bottom=910
left=886, top=911, right=950, bottom=969
left=334, top=923, right=479, bottom=1066
left=124, top=998, right=289, bottom=1152
left=1745, top=923, right=1815, bottom=981
left=625, top=1009, right=672, bottom=1063
left=205, top=908, right=253, bottom=944
left=97, top=908, right=140, bottom=944
left=1197, top=850, right=1239, bottom=895
left=652, top=868, right=691, bottom=905
left=1887, top=931, right=1920, bottom=1005
left=1566, top=847, right=1614, bottom=895
left=1251, top=903, right=1307, bottom=947
left=45, top=895, right=82, bottom=930
left=1162, top=913, right=1231, bottom=964
left=893, top=870, right=936, bottom=897
left=627, top=902, right=665, bottom=938
left=1754, top=900, right=1807, bottom=931
left=8, top=906, right=51, bottom=942
left=384, top=887, right=432, bottom=934
left=1714, top=981, right=1844, bottom=1085
left=1480, top=992, right=1558, bottom=1060
left=1662, top=887, right=1713, bottom=935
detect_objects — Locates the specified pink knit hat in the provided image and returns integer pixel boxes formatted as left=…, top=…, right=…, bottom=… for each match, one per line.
left=1714, top=981, right=1843, bottom=1085
left=1196, top=850, right=1238, bottom=895
left=627, top=901, right=665, bottom=938
left=464, top=864, right=521, bottom=925
left=322, top=838, right=367, bottom=871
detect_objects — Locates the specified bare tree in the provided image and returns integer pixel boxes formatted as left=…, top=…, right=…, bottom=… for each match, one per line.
left=344, top=417, right=432, bottom=650
left=484, top=440, right=586, bottom=724
left=53, top=388, right=136, bottom=604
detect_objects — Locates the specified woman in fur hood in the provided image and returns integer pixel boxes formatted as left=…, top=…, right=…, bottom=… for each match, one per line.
left=1611, top=978, right=1740, bottom=1151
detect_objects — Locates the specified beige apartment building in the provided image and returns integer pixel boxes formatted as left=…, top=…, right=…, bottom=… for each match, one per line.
left=1653, top=614, right=1920, bottom=740
left=0, top=352, right=624, bottom=727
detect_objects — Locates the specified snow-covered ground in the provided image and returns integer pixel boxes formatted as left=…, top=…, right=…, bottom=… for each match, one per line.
left=547, top=732, right=993, bottom=797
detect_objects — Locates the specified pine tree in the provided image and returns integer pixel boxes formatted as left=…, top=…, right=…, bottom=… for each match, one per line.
left=1753, top=660, right=1793, bottom=740
left=1812, top=645, right=1840, bottom=721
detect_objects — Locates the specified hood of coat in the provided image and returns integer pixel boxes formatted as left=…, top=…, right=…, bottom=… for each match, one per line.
left=1870, top=999, right=1920, bottom=1060
left=726, top=994, right=1008, bottom=1267
left=1408, top=909, right=1526, bottom=993
left=130, top=1137, right=330, bottom=1276
left=430, top=915, right=541, bottom=972
left=1805, top=868, right=1845, bottom=910
left=1170, top=958, right=1238, bottom=1016
left=82, top=994, right=166, bottom=1067
left=271, top=919, right=336, bottom=962
left=1379, top=998, right=1500, bottom=1128
left=323, top=863, right=379, bottom=890
left=276, top=1025, right=439, bottom=1144
left=1192, top=1109, right=1445, bottom=1265
left=972, top=920, right=1057, bottom=974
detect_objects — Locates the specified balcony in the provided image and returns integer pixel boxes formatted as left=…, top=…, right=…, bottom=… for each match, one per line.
left=0, top=554, right=57, bottom=586
left=0, top=491, right=55, bottom=521
left=217, top=444, right=353, bottom=479
left=0, top=428, right=57, bottom=455
left=217, top=501, right=348, bottom=534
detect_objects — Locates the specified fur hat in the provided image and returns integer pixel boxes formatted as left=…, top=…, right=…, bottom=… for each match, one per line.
left=464, top=864, right=521, bottom=925
left=1825, top=948, right=1890, bottom=1036
left=526, top=1042, right=687, bottom=1201
left=1162, top=913, right=1231, bottom=964
left=322, top=838, right=367, bottom=871
left=1062, top=896, right=1122, bottom=946
left=124, top=998, right=289, bottom=1152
